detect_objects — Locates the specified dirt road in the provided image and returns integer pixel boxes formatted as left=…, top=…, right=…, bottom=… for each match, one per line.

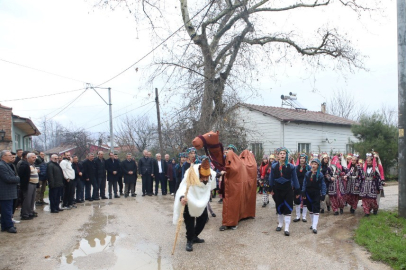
left=0, top=183, right=398, bottom=270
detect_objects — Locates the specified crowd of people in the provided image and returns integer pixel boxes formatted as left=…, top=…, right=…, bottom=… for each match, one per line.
left=0, top=148, right=191, bottom=234
left=257, top=149, right=385, bottom=235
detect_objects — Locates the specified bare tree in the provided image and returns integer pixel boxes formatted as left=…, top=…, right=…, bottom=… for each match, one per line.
left=32, top=117, right=66, bottom=151
left=115, top=115, right=156, bottom=154
left=380, top=103, right=398, bottom=126
left=327, top=88, right=369, bottom=121
left=98, top=0, right=377, bottom=134
left=63, top=129, right=93, bottom=160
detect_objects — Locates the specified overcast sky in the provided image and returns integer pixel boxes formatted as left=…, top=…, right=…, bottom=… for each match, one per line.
left=0, top=0, right=398, bottom=135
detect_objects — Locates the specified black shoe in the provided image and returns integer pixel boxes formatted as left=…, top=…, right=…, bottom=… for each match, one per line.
left=101, top=196, right=108, bottom=200
left=310, top=226, right=313, bottom=230
left=193, top=236, right=205, bottom=243
left=148, top=193, right=153, bottom=196
left=93, top=198, right=100, bottom=201
left=211, top=213, right=216, bottom=217
left=120, top=192, right=124, bottom=196
left=373, top=210, right=378, bottom=215
left=218, top=199, right=223, bottom=203
left=142, top=194, right=145, bottom=197
left=334, top=212, right=339, bottom=216
left=320, top=209, right=325, bottom=214
left=276, top=226, right=282, bottom=232
left=125, top=194, right=129, bottom=198
left=4, top=227, right=17, bottom=233
left=51, top=210, right=59, bottom=213
left=340, top=209, right=344, bottom=214
left=262, top=203, right=267, bottom=208
left=154, top=193, right=157, bottom=196
left=350, top=208, right=355, bottom=214
left=109, top=196, right=112, bottom=199
left=114, top=195, right=120, bottom=198
left=293, top=218, right=300, bottom=222
left=186, top=241, right=193, bottom=252
left=89, top=199, right=94, bottom=202
left=42, top=201, right=49, bottom=205
left=212, top=192, right=216, bottom=198
left=57, top=208, right=64, bottom=212
left=364, top=214, right=370, bottom=217
left=21, top=216, right=33, bottom=220
left=131, top=194, right=137, bottom=197
left=327, top=206, right=331, bottom=212
left=302, top=219, right=307, bottom=222
left=35, top=201, right=43, bottom=206
left=219, top=225, right=227, bottom=231
left=284, top=231, right=290, bottom=236
left=313, top=229, right=318, bottom=234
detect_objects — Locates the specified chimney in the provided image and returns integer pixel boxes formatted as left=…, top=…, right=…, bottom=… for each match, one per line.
left=321, top=102, right=326, bottom=113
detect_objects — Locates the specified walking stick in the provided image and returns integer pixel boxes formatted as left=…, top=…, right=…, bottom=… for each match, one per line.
left=171, top=165, right=199, bottom=255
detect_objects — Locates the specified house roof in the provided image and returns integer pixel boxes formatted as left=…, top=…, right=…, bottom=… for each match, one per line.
left=240, top=103, right=357, bottom=126
left=0, top=104, right=12, bottom=110
left=12, top=114, right=41, bottom=136
left=45, top=145, right=77, bottom=155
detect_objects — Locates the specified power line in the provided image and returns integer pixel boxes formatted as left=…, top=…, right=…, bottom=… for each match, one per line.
left=95, top=1, right=214, bottom=87
left=47, top=89, right=88, bottom=120
left=0, top=58, right=87, bottom=83
left=0, top=87, right=86, bottom=102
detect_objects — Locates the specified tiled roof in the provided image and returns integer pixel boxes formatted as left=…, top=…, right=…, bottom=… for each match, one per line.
left=240, top=103, right=356, bottom=126
left=44, top=145, right=76, bottom=155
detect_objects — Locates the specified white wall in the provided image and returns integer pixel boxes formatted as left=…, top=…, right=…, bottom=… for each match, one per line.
left=235, top=106, right=358, bottom=155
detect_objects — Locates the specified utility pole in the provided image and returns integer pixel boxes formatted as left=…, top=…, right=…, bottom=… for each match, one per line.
left=108, top=87, right=114, bottom=153
left=155, top=88, right=164, bottom=155
left=397, top=0, right=406, bottom=218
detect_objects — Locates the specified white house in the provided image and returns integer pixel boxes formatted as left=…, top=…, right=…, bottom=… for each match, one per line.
left=234, top=103, right=358, bottom=157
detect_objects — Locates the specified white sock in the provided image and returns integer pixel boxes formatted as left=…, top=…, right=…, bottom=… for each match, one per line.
left=302, top=207, right=308, bottom=219
left=296, top=205, right=301, bottom=219
left=284, top=215, right=291, bottom=232
left=278, top=214, right=284, bottom=227
left=310, top=213, right=314, bottom=223
left=313, top=214, right=319, bottom=230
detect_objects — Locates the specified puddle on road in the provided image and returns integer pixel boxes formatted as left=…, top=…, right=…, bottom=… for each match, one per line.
left=59, top=205, right=173, bottom=270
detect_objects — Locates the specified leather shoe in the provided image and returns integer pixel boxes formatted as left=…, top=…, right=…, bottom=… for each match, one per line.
left=142, top=194, right=145, bottom=197
left=21, top=216, right=33, bottom=220
left=293, top=218, right=300, bottom=222
left=101, top=196, right=108, bottom=200
left=186, top=241, right=193, bottom=252
left=211, top=213, right=216, bottom=217
left=193, top=236, right=205, bottom=243
left=114, top=195, right=120, bottom=198
left=131, top=194, right=137, bottom=197
left=4, top=227, right=17, bottom=233
left=284, top=231, right=290, bottom=236
left=51, top=210, right=59, bottom=213
left=276, top=226, right=282, bottom=232
left=93, top=198, right=100, bottom=201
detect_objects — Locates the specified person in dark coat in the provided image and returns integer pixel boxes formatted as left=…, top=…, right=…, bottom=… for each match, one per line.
left=35, top=152, right=48, bottom=206
left=82, top=153, right=97, bottom=201
left=153, top=153, right=168, bottom=196
left=95, top=151, right=108, bottom=199
left=105, top=152, right=121, bottom=198
left=115, top=154, right=124, bottom=195
left=47, top=154, right=65, bottom=213
left=164, top=154, right=176, bottom=195
left=121, top=153, right=138, bottom=197
left=18, top=152, right=38, bottom=220
left=138, top=150, right=154, bottom=196
left=72, top=155, right=84, bottom=203
left=0, top=150, right=20, bottom=233
left=13, top=149, right=23, bottom=166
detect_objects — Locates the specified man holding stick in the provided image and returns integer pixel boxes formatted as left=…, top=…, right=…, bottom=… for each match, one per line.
left=173, top=156, right=216, bottom=252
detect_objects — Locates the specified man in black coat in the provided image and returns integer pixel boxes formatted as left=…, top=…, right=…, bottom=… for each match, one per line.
left=153, top=153, right=168, bottom=196
left=72, top=155, right=84, bottom=203
left=105, top=152, right=121, bottom=199
left=0, top=150, right=20, bottom=233
left=138, top=150, right=154, bottom=196
left=121, top=153, right=138, bottom=198
left=47, top=154, right=65, bottom=213
left=114, top=153, right=124, bottom=196
left=82, top=153, right=97, bottom=201
left=95, top=151, right=108, bottom=199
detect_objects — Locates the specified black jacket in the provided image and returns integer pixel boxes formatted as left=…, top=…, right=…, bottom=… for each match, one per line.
left=138, top=156, right=154, bottom=175
left=105, top=158, right=120, bottom=181
left=47, top=161, right=64, bottom=189
left=0, top=160, right=20, bottom=200
left=121, top=159, right=138, bottom=184
left=82, top=159, right=97, bottom=180
left=72, top=162, right=84, bottom=181
left=17, top=160, right=31, bottom=191
left=154, top=159, right=168, bottom=176
left=95, top=158, right=106, bottom=180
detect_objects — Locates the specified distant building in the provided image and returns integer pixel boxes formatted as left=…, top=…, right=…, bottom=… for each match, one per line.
left=0, top=104, right=41, bottom=152
left=44, top=144, right=110, bottom=161
left=233, top=103, right=358, bottom=157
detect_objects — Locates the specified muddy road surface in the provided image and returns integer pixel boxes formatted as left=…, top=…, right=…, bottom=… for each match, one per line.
left=0, top=183, right=398, bottom=270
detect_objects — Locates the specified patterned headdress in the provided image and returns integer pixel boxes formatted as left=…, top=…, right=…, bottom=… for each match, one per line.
left=364, top=153, right=377, bottom=174
left=276, top=147, right=289, bottom=166
left=186, top=147, right=196, bottom=154
left=331, top=155, right=342, bottom=171
left=311, top=158, right=321, bottom=178
left=226, top=144, right=238, bottom=153
left=296, top=153, right=308, bottom=166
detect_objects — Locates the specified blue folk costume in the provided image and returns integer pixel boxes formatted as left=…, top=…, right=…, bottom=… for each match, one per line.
left=293, top=153, right=311, bottom=222
left=302, top=159, right=327, bottom=234
left=269, top=147, right=300, bottom=236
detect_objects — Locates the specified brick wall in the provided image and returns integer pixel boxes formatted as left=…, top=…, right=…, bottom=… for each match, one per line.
left=0, top=141, right=13, bottom=151
left=0, top=105, right=12, bottom=147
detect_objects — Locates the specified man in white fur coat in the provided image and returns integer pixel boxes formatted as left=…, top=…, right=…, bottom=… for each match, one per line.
left=173, top=156, right=216, bottom=252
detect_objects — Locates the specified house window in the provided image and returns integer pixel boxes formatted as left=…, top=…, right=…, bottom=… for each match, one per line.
left=251, top=143, right=263, bottom=158
left=15, top=134, right=20, bottom=149
left=346, top=144, right=354, bottom=154
left=298, top=143, right=310, bottom=153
